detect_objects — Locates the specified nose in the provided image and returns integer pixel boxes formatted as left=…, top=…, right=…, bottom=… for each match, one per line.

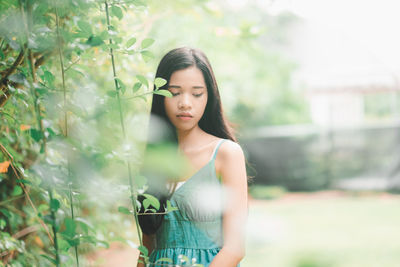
left=178, top=94, right=191, bottom=110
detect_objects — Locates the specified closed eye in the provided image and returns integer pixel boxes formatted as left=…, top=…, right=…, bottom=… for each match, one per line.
left=193, top=93, right=203, bottom=97
left=171, top=92, right=180, bottom=96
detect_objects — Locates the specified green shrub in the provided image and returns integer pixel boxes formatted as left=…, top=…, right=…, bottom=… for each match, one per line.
left=249, top=185, right=286, bottom=200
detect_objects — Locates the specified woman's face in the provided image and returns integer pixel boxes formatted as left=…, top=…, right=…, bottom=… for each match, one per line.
left=164, top=66, right=208, bottom=132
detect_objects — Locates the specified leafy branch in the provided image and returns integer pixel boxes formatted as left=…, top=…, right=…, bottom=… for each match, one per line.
left=104, top=0, right=143, bottom=252
left=54, top=0, right=80, bottom=265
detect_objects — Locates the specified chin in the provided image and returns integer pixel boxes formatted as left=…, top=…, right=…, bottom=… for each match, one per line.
left=176, top=125, right=196, bottom=132
left=173, top=122, right=197, bottom=132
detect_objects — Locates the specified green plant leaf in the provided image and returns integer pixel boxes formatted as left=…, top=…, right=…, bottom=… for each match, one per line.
left=107, top=90, right=118, bottom=97
left=118, top=206, right=131, bottom=215
left=67, top=68, right=85, bottom=77
left=30, top=128, right=44, bottom=142
left=80, top=235, right=97, bottom=245
left=42, top=70, right=55, bottom=86
left=111, top=5, right=123, bottom=20
left=143, top=194, right=160, bottom=210
left=138, top=245, right=148, bottom=256
left=154, top=90, right=172, bottom=98
left=141, top=38, right=154, bottom=49
left=143, top=199, right=151, bottom=210
left=132, top=82, right=141, bottom=93
left=114, top=36, right=123, bottom=44
left=155, top=258, right=173, bottom=264
left=67, top=236, right=81, bottom=247
left=42, top=215, right=54, bottom=224
left=141, top=50, right=154, bottom=62
left=0, top=219, right=6, bottom=230
left=40, top=254, right=57, bottom=265
left=46, top=127, right=57, bottom=138
left=86, top=35, right=104, bottom=47
left=16, top=179, right=32, bottom=185
left=38, top=204, right=49, bottom=212
left=166, top=200, right=178, bottom=212
left=58, top=238, right=71, bottom=252
left=126, top=37, right=136, bottom=48
left=107, top=43, right=119, bottom=49
left=136, top=75, right=148, bottom=88
left=0, top=208, right=11, bottom=218
left=115, top=78, right=126, bottom=93
left=50, top=199, right=60, bottom=212
left=75, top=217, right=94, bottom=235
left=33, top=3, right=48, bottom=18
left=11, top=185, right=23, bottom=196
left=62, top=218, right=76, bottom=239
left=77, top=20, right=92, bottom=35
left=154, top=77, right=167, bottom=89
left=35, top=87, right=47, bottom=96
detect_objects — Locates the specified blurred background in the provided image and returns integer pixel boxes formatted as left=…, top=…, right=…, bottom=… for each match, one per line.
left=1, top=0, right=399, bottom=266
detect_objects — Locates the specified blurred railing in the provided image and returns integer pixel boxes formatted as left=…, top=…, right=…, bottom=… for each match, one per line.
left=240, top=121, right=400, bottom=191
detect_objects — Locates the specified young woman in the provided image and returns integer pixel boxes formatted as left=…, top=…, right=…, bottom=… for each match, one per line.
left=137, top=47, right=248, bottom=267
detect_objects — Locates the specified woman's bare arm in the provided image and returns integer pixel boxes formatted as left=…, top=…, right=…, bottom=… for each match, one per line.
left=209, top=141, right=248, bottom=267
left=137, top=233, right=155, bottom=267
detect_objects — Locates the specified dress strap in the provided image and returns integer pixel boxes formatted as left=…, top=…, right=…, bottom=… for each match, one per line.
left=210, top=139, right=227, bottom=161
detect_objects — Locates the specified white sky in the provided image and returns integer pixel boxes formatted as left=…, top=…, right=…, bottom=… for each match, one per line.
left=221, top=0, right=400, bottom=87
left=270, top=0, right=400, bottom=71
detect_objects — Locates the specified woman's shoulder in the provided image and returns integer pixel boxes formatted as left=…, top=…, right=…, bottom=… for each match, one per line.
left=215, top=139, right=245, bottom=176
left=218, top=139, right=244, bottom=160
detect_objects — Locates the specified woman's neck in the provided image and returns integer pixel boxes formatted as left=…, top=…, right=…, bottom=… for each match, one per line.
left=176, top=125, right=208, bottom=152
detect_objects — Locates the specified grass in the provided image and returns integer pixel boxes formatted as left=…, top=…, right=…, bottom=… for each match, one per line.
left=243, top=191, right=400, bottom=267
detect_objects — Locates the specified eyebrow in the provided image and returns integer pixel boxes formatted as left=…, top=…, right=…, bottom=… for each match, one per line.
left=168, top=85, right=205, bottom=89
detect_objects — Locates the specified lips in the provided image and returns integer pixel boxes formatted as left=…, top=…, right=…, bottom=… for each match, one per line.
left=177, top=113, right=193, bottom=120
left=177, top=112, right=192, bottom=117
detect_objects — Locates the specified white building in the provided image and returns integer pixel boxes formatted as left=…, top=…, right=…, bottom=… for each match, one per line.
left=270, top=1, right=400, bottom=127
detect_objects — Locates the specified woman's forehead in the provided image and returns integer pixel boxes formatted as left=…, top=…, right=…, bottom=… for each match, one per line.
left=169, top=67, right=205, bottom=85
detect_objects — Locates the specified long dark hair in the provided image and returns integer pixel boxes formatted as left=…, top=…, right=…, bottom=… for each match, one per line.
left=151, top=47, right=236, bottom=142
left=138, top=47, right=236, bottom=235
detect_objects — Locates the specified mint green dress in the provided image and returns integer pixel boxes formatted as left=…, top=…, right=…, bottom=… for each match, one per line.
left=149, top=139, right=241, bottom=267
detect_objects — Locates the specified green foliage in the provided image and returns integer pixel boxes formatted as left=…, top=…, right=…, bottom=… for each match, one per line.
left=136, top=74, right=149, bottom=88
left=111, top=6, right=123, bottom=20
left=49, top=199, right=60, bottom=212
left=0, top=0, right=161, bottom=265
left=118, top=206, right=131, bottom=215
left=154, top=77, right=167, bottom=88
left=141, top=38, right=155, bottom=49
left=126, top=37, right=137, bottom=48
left=295, top=254, right=335, bottom=267
left=153, top=89, right=172, bottom=97
left=142, top=193, right=160, bottom=210
left=364, top=93, right=400, bottom=120
left=249, top=185, right=287, bottom=200
left=147, top=1, right=310, bottom=129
